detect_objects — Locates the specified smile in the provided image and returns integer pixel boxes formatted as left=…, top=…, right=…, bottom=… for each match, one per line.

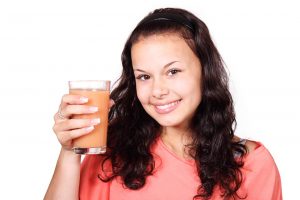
left=153, top=100, right=181, bottom=114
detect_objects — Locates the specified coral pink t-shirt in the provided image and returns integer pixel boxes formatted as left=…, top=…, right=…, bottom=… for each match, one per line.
left=79, top=138, right=282, bottom=200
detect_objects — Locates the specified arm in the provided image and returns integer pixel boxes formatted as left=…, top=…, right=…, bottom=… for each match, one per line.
left=44, top=94, right=100, bottom=200
left=44, top=149, right=81, bottom=200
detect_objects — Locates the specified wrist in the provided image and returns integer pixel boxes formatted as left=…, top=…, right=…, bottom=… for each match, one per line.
left=59, top=147, right=81, bottom=164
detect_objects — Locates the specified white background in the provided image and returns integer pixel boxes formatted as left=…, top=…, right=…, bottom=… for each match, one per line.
left=0, top=0, right=299, bottom=199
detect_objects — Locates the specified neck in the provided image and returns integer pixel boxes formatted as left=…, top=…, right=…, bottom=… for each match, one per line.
left=160, top=126, right=193, bottom=160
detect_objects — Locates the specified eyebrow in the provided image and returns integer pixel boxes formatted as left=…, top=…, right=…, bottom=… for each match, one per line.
left=133, top=61, right=179, bottom=72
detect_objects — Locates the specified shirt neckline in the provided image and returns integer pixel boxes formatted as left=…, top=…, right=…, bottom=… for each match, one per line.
left=157, top=137, right=195, bottom=166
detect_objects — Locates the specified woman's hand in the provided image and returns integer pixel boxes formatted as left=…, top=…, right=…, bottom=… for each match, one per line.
left=52, top=94, right=102, bottom=151
left=53, top=94, right=114, bottom=151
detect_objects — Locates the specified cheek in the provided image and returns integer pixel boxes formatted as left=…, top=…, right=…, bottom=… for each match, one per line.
left=178, top=75, right=202, bottom=102
left=136, top=84, right=149, bottom=104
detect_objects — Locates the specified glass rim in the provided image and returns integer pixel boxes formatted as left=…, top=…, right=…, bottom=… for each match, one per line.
left=68, top=80, right=110, bottom=83
left=69, top=80, right=110, bottom=90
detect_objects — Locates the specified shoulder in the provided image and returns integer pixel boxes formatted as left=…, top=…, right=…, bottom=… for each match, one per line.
left=233, top=136, right=258, bottom=154
left=241, top=140, right=281, bottom=184
left=243, top=140, right=274, bottom=164
left=244, top=140, right=258, bottom=153
left=242, top=140, right=275, bottom=168
left=234, top=137, right=279, bottom=174
left=240, top=141, right=282, bottom=199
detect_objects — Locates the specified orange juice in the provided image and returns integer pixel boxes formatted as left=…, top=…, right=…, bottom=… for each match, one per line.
left=68, top=80, right=110, bottom=154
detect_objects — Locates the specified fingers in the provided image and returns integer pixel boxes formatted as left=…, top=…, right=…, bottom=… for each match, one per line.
left=52, top=94, right=114, bottom=150
left=56, top=95, right=114, bottom=121
left=53, top=94, right=115, bottom=151
left=57, top=126, right=95, bottom=145
left=54, top=94, right=91, bottom=121
left=56, top=105, right=99, bottom=121
left=61, top=94, right=89, bottom=106
left=53, top=118, right=100, bottom=149
left=54, top=118, right=100, bottom=132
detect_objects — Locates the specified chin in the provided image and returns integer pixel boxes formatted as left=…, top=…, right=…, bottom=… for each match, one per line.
left=153, top=116, right=184, bottom=128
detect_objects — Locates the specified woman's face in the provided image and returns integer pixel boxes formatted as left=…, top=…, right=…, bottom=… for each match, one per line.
left=131, top=33, right=202, bottom=129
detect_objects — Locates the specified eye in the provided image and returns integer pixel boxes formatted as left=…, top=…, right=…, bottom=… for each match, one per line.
left=167, top=69, right=181, bottom=76
left=136, top=74, right=151, bottom=81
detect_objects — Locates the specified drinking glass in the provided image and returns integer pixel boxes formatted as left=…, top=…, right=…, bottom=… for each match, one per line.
left=69, top=80, right=110, bottom=154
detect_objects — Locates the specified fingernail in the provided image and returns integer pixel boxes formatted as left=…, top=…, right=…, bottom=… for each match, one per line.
left=91, top=118, right=100, bottom=125
left=89, top=106, right=98, bottom=112
left=85, top=126, right=94, bottom=132
left=80, top=97, right=88, bottom=103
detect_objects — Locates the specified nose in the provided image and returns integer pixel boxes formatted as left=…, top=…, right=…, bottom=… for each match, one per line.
left=152, top=78, right=169, bottom=99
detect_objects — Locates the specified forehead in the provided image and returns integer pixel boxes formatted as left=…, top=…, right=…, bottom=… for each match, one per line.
left=132, top=33, right=186, bottom=49
left=131, top=33, right=195, bottom=66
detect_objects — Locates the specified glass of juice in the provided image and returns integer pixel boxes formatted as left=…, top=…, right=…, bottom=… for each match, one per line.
left=69, top=80, right=110, bottom=154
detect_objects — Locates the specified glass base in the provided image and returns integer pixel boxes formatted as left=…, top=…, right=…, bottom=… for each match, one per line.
left=73, top=147, right=106, bottom=154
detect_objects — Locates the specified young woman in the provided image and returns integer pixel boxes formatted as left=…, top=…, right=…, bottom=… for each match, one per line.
left=45, top=8, right=282, bottom=200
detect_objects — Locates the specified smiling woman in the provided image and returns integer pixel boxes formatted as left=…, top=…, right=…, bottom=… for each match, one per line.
left=132, top=34, right=202, bottom=128
left=44, top=7, right=282, bottom=200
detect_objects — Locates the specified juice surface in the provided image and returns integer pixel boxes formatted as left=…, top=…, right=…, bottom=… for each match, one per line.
left=70, top=89, right=110, bottom=148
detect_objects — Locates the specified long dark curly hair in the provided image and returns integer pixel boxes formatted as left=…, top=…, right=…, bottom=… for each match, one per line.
left=100, top=8, right=247, bottom=199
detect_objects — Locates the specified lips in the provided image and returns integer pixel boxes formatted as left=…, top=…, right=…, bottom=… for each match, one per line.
left=153, top=100, right=181, bottom=114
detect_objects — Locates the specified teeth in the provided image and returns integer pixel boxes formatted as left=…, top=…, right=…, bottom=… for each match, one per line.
left=156, top=101, right=179, bottom=110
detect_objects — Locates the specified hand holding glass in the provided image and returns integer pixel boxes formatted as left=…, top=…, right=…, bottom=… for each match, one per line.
left=69, top=80, right=110, bottom=154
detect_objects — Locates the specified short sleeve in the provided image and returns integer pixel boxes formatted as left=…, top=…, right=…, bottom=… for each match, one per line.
left=240, top=143, right=282, bottom=200
left=79, top=155, right=111, bottom=200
